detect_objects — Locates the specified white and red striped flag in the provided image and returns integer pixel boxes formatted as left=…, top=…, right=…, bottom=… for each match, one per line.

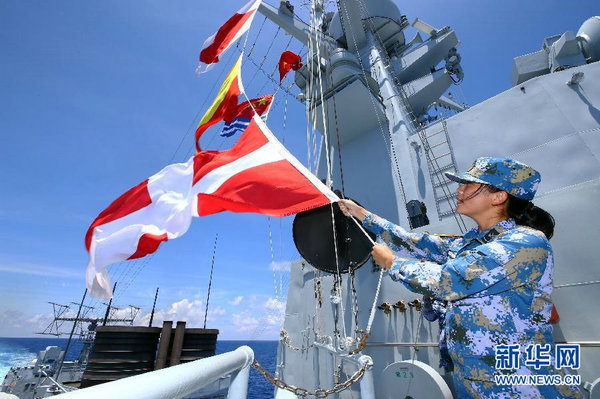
left=85, top=115, right=338, bottom=298
left=195, top=0, right=261, bottom=75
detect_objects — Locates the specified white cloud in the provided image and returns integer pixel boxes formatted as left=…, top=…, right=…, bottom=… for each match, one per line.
left=231, top=312, right=260, bottom=332
left=210, top=306, right=226, bottom=316
left=263, top=297, right=286, bottom=327
left=0, top=310, right=53, bottom=337
left=108, top=306, right=140, bottom=323
left=265, top=298, right=285, bottom=312
left=228, top=296, right=243, bottom=306
left=120, top=294, right=288, bottom=339
left=270, top=260, right=291, bottom=272
left=27, top=314, right=45, bottom=324
left=265, top=314, right=282, bottom=326
left=229, top=296, right=287, bottom=336
left=138, top=298, right=226, bottom=328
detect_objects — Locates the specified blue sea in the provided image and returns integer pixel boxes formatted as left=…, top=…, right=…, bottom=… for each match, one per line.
left=0, top=338, right=278, bottom=399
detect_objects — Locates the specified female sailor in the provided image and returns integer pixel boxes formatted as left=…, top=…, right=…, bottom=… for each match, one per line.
left=338, top=157, right=582, bottom=398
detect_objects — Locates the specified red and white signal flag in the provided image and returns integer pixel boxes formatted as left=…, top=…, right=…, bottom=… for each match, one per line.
left=195, top=0, right=262, bottom=75
left=85, top=115, right=338, bottom=299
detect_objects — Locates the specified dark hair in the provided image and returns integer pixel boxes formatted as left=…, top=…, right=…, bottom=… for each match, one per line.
left=487, top=186, right=555, bottom=239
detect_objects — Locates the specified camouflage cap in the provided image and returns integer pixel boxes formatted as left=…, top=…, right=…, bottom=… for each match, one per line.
left=445, top=157, right=541, bottom=200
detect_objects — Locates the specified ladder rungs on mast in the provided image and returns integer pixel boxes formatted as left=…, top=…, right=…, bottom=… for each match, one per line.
left=425, top=129, right=446, bottom=139
left=439, top=210, right=458, bottom=218
left=431, top=163, right=455, bottom=174
left=433, top=179, right=456, bottom=188
left=435, top=192, right=458, bottom=202
left=432, top=151, right=452, bottom=162
left=428, top=140, right=449, bottom=150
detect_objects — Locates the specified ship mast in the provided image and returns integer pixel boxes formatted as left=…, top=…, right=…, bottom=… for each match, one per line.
left=252, top=1, right=467, bottom=396
left=258, top=0, right=464, bottom=227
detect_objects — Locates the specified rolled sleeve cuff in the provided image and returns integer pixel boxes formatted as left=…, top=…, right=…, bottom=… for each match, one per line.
left=388, top=257, right=416, bottom=291
left=388, top=257, right=407, bottom=282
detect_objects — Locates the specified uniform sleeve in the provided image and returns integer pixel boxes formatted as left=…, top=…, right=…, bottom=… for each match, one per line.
left=362, top=212, right=451, bottom=263
left=387, top=233, right=549, bottom=302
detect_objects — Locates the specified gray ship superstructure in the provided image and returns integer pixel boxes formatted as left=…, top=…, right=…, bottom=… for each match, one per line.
left=262, top=1, right=600, bottom=398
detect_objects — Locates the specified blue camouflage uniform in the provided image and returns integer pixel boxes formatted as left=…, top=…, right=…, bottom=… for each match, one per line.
left=361, top=157, right=582, bottom=398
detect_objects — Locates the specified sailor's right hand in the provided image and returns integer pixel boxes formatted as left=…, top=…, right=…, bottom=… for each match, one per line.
left=338, top=199, right=368, bottom=222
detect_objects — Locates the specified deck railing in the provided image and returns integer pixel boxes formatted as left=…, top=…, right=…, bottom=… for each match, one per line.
left=53, top=345, right=254, bottom=399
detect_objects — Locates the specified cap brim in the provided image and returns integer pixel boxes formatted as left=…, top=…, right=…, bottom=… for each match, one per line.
left=445, top=172, right=487, bottom=185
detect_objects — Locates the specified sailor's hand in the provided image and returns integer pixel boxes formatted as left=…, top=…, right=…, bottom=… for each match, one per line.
left=338, top=199, right=368, bottom=221
left=371, top=243, right=394, bottom=270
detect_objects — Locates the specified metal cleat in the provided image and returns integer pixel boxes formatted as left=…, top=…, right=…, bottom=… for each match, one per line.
left=393, top=301, right=407, bottom=312
left=408, top=299, right=422, bottom=311
left=378, top=302, right=392, bottom=315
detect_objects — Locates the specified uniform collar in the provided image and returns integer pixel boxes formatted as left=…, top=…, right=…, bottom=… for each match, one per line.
left=464, top=218, right=516, bottom=240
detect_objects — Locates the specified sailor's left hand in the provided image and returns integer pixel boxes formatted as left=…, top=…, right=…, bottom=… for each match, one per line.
left=371, top=243, right=394, bottom=270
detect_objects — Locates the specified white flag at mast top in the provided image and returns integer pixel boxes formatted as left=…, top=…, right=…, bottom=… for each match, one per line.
left=195, top=0, right=262, bottom=75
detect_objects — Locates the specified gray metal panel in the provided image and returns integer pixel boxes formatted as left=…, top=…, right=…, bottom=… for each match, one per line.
left=393, top=30, right=459, bottom=84
left=550, top=31, right=587, bottom=71
left=436, top=62, right=600, bottom=195
left=511, top=133, right=600, bottom=193
left=315, top=78, right=387, bottom=145
left=534, top=179, right=600, bottom=384
left=331, top=127, right=400, bottom=222
left=278, top=261, right=319, bottom=391
left=403, top=69, right=454, bottom=116
left=442, top=79, right=572, bottom=161
left=511, top=49, right=550, bottom=86
left=539, top=180, right=600, bottom=286
left=580, top=127, right=600, bottom=161
left=537, top=67, right=600, bottom=133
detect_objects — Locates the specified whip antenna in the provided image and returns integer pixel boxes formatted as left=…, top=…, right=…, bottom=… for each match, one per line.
left=102, top=282, right=117, bottom=326
left=204, top=233, right=219, bottom=328
left=149, top=287, right=159, bottom=327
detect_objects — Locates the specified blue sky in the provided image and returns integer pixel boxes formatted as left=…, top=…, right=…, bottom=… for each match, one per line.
left=0, top=1, right=597, bottom=339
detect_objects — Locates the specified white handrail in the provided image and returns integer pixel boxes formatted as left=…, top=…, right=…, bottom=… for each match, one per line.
left=53, top=346, right=254, bottom=399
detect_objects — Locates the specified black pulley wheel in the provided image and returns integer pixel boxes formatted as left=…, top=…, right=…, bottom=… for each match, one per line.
left=292, top=199, right=376, bottom=273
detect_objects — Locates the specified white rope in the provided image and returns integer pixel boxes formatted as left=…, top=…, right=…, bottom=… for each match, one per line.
left=305, top=20, right=316, bottom=171
left=347, top=7, right=429, bottom=395
left=348, top=216, right=375, bottom=245
left=366, top=269, right=384, bottom=332
left=310, top=0, right=351, bottom=344
left=345, top=215, right=380, bottom=334
left=268, top=217, right=279, bottom=299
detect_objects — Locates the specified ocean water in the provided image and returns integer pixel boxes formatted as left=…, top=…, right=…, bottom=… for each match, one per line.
left=217, top=341, right=278, bottom=399
left=0, top=338, right=278, bottom=399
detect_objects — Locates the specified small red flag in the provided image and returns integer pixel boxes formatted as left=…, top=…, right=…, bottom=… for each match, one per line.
left=278, top=51, right=303, bottom=82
